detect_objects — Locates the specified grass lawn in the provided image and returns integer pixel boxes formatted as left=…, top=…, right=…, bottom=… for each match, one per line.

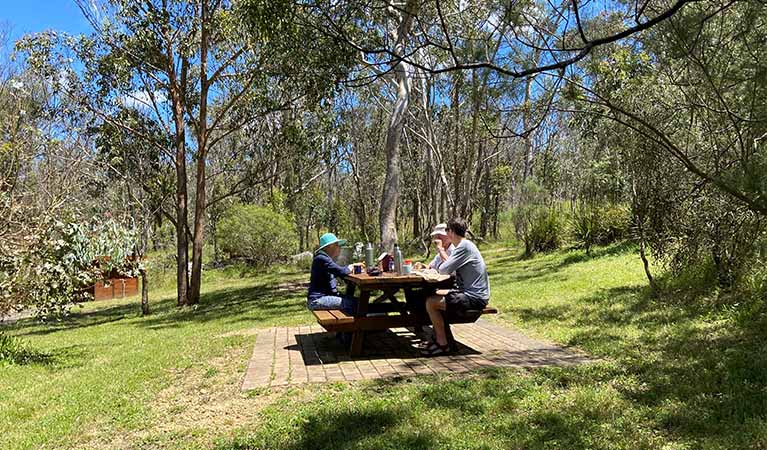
left=1, top=242, right=766, bottom=449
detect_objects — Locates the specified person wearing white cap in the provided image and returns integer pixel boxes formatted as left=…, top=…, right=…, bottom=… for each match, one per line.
left=428, top=223, right=454, bottom=270
left=404, top=223, right=455, bottom=314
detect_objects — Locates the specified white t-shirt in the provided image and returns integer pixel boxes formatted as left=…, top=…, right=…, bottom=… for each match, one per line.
left=429, top=244, right=455, bottom=269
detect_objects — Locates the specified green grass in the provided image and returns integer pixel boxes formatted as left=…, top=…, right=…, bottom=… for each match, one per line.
left=2, top=242, right=766, bottom=449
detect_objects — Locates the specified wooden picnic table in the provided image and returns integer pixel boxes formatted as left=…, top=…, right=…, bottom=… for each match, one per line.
left=312, top=271, right=497, bottom=357
left=344, top=271, right=454, bottom=355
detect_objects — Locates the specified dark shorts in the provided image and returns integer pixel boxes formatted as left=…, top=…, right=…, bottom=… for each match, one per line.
left=444, top=290, right=488, bottom=313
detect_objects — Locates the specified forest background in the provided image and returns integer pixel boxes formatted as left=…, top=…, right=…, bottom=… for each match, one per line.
left=1, top=0, right=765, bottom=318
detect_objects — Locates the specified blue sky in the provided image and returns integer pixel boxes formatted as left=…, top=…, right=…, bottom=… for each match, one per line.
left=3, top=1, right=92, bottom=41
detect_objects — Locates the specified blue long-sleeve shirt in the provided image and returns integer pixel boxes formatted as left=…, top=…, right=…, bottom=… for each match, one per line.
left=307, top=250, right=351, bottom=301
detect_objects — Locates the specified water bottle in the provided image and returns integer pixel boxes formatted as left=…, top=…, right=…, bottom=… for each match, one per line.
left=394, top=244, right=403, bottom=274
left=365, top=242, right=374, bottom=269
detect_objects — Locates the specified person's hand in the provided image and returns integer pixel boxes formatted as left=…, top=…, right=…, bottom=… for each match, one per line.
left=347, top=264, right=355, bottom=271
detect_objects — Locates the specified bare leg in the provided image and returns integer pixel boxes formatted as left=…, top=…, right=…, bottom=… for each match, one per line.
left=425, top=294, right=448, bottom=346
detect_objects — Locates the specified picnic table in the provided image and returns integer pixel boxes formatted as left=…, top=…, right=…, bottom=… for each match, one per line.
left=312, top=271, right=497, bottom=356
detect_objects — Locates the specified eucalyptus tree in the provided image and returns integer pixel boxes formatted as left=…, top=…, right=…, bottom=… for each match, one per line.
left=1, top=29, right=109, bottom=317
left=313, top=0, right=421, bottom=251
left=562, top=0, right=767, bottom=287
left=92, top=108, right=176, bottom=314
left=20, top=0, right=352, bottom=307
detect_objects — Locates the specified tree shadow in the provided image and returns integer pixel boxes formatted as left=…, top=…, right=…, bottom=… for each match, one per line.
left=1, top=342, right=88, bottom=369
left=133, top=284, right=308, bottom=330
left=8, top=281, right=311, bottom=337
left=509, top=278, right=767, bottom=447
left=218, top=407, right=436, bottom=450
left=9, top=303, right=139, bottom=337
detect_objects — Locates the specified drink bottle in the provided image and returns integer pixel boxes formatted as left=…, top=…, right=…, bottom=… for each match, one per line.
left=394, top=244, right=403, bottom=274
left=365, top=242, right=374, bottom=268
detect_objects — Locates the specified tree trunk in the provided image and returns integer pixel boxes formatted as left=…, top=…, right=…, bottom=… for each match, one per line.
left=522, top=74, right=535, bottom=182
left=631, top=181, right=657, bottom=292
left=413, top=191, right=420, bottom=240
left=188, top=2, right=210, bottom=306
left=349, top=149, right=370, bottom=243
left=173, top=116, right=189, bottom=307
left=451, top=74, right=462, bottom=217
left=140, top=267, right=150, bottom=316
left=379, top=0, right=418, bottom=252
left=189, top=149, right=207, bottom=306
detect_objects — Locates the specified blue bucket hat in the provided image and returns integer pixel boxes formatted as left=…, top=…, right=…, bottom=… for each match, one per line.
left=317, top=232, right=346, bottom=252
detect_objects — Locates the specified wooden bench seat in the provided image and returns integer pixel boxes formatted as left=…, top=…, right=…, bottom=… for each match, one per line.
left=312, top=306, right=498, bottom=334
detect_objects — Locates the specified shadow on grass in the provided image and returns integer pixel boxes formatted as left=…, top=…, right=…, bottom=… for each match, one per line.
left=219, top=406, right=435, bottom=450
left=134, top=284, right=308, bottom=330
left=508, top=273, right=767, bottom=447
left=10, top=279, right=310, bottom=337
left=0, top=339, right=88, bottom=369
left=12, top=310, right=135, bottom=337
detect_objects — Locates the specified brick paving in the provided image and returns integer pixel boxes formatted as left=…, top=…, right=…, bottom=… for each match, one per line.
left=241, top=319, right=594, bottom=390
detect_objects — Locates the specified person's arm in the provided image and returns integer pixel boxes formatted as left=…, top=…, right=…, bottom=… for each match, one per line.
left=436, top=246, right=449, bottom=265
left=438, top=244, right=468, bottom=275
left=321, top=254, right=351, bottom=277
left=427, top=254, right=440, bottom=269
left=429, top=239, right=449, bottom=269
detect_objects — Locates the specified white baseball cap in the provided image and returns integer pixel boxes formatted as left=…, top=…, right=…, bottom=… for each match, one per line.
left=430, top=223, right=448, bottom=237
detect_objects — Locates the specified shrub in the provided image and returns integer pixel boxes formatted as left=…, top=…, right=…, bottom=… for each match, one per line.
left=600, top=204, right=631, bottom=242
left=1, top=217, right=138, bottom=320
left=217, top=204, right=298, bottom=267
left=571, top=204, right=631, bottom=253
left=512, top=181, right=565, bottom=254
left=514, top=206, right=564, bottom=255
left=526, top=208, right=564, bottom=254
left=0, top=333, right=36, bottom=365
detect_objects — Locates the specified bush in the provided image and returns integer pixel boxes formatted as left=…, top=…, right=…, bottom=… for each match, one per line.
left=526, top=209, right=564, bottom=254
left=217, top=204, right=298, bottom=267
left=1, top=217, right=139, bottom=320
left=514, top=206, right=564, bottom=255
left=571, top=204, right=631, bottom=253
left=512, top=181, right=565, bottom=254
left=0, top=333, right=40, bottom=365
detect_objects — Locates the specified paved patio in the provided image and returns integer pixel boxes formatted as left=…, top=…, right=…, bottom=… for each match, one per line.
left=242, top=319, right=593, bottom=390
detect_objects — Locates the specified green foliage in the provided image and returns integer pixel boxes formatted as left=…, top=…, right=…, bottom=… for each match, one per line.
left=217, top=204, right=298, bottom=267
left=513, top=181, right=565, bottom=254
left=1, top=217, right=138, bottom=319
left=570, top=204, right=631, bottom=254
left=524, top=208, right=564, bottom=254
left=0, top=333, right=25, bottom=364
left=0, top=333, right=48, bottom=365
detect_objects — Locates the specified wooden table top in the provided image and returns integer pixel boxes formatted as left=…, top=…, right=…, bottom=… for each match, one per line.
left=345, top=271, right=451, bottom=287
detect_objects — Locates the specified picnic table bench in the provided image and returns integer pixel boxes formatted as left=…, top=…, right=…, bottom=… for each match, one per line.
left=312, top=272, right=497, bottom=356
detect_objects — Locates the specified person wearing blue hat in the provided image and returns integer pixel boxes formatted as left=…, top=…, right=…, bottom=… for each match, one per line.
left=306, top=232, right=356, bottom=312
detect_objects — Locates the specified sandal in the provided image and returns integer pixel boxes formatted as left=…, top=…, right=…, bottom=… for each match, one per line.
left=418, top=340, right=439, bottom=351
left=420, top=342, right=451, bottom=357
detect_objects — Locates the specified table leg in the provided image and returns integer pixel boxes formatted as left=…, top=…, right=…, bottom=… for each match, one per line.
left=346, top=281, right=356, bottom=299
left=350, top=290, right=370, bottom=357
